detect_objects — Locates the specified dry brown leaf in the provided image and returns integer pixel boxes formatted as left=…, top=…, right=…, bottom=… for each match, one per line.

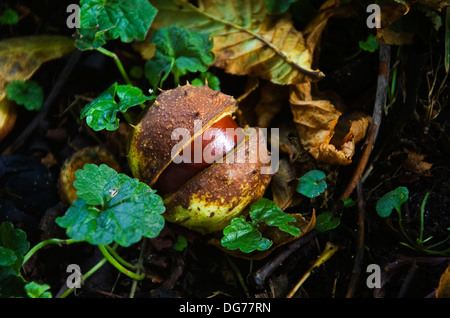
left=151, top=0, right=327, bottom=85
left=376, top=28, right=415, bottom=45
left=0, top=35, right=75, bottom=100
left=290, top=82, right=371, bottom=165
left=254, top=82, right=288, bottom=128
left=436, top=265, right=450, bottom=298
left=402, top=148, right=433, bottom=175
left=271, top=158, right=303, bottom=211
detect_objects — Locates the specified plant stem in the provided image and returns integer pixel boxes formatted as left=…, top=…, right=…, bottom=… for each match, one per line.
left=129, top=238, right=147, bottom=298
left=23, top=238, right=81, bottom=266
left=419, top=192, right=430, bottom=243
left=96, top=47, right=132, bottom=85
left=105, top=244, right=137, bottom=271
left=98, top=245, right=145, bottom=281
left=59, top=257, right=108, bottom=298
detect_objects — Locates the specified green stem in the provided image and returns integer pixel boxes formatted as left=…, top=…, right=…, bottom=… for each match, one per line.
left=59, top=257, right=108, bottom=298
left=129, top=238, right=147, bottom=298
left=105, top=244, right=137, bottom=271
left=96, top=47, right=132, bottom=85
left=224, top=254, right=249, bottom=298
left=23, top=238, right=81, bottom=266
left=98, top=245, right=145, bottom=281
left=419, top=192, right=430, bottom=243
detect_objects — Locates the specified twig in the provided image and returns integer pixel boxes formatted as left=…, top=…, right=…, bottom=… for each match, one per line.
left=333, top=44, right=391, bottom=213
left=345, top=180, right=365, bottom=298
left=397, top=261, right=418, bottom=298
left=253, top=231, right=316, bottom=287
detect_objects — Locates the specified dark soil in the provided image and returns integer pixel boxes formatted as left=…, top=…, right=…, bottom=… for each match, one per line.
left=1, top=0, right=449, bottom=300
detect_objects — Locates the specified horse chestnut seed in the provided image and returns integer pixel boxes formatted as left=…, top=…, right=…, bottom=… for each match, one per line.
left=128, top=84, right=272, bottom=234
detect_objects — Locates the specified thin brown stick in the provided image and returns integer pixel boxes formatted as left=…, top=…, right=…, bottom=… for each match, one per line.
left=345, top=180, right=365, bottom=298
left=333, top=44, right=391, bottom=213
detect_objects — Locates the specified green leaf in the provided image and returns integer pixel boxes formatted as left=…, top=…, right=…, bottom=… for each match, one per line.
left=221, top=216, right=272, bottom=253
left=173, top=236, right=187, bottom=252
left=191, top=71, right=220, bottom=91
left=0, top=222, right=30, bottom=280
left=0, top=8, right=19, bottom=25
left=265, top=0, right=298, bottom=13
left=315, top=211, right=341, bottom=233
left=24, top=282, right=52, bottom=298
left=341, top=197, right=356, bottom=208
left=56, top=164, right=165, bottom=247
left=80, top=83, right=154, bottom=131
left=376, top=186, right=409, bottom=218
left=145, top=25, right=214, bottom=88
left=250, top=198, right=300, bottom=236
left=359, top=34, right=379, bottom=53
left=296, top=170, right=327, bottom=198
left=76, top=0, right=157, bottom=50
left=5, top=80, right=44, bottom=111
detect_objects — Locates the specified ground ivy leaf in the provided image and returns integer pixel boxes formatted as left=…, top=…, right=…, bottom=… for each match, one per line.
left=25, top=282, right=52, bottom=298
left=0, top=222, right=30, bottom=279
left=76, top=0, right=157, bottom=50
left=56, top=164, right=165, bottom=247
left=315, top=211, right=341, bottom=233
left=6, top=80, right=44, bottom=111
left=249, top=198, right=301, bottom=237
left=145, top=25, right=214, bottom=88
left=221, top=216, right=272, bottom=253
left=296, top=170, right=327, bottom=198
left=376, top=186, right=409, bottom=218
left=80, top=83, right=154, bottom=131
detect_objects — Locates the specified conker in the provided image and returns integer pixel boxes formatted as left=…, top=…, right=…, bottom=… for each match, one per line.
left=128, top=84, right=273, bottom=234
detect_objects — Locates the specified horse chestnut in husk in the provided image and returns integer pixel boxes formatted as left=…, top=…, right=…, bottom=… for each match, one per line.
left=128, top=84, right=273, bottom=234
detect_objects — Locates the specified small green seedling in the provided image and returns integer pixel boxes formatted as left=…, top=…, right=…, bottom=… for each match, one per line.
left=315, top=211, right=341, bottom=233
left=6, top=80, right=44, bottom=111
left=376, top=187, right=450, bottom=255
left=0, top=8, right=19, bottom=25
left=296, top=170, right=327, bottom=198
left=80, top=83, right=155, bottom=131
left=221, top=198, right=300, bottom=253
left=359, top=34, right=379, bottom=53
left=0, top=222, right=52, bottom=298
left=173, top=236, right=188, bottom=252
left=376, top=186, right=409, bottom=218
left=145, top=25, right=215, bottom=88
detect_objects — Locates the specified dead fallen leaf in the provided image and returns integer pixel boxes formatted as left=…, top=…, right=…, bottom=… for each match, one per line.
left=402, top=148, right=433, bottom=176
left=271, top=158, right=303, bottom=211
left=290, top=82, right=371, bottom=165
left=151, top=0, right=325, bottom=85
left=254, top=82, right=288, bottom=128
left=0, top=35, right=75, bottom=100
left=0, top=97, right=17, bottom=142
left=436, top=264, right=450, bottom=298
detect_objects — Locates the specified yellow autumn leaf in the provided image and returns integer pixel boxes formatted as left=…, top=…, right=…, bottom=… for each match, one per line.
left=0, top=98, right=17, bottom=143
left=436, top=265, right=450, bottom=298
left=0, top=35, right=75, bottom=100
left=150, top=0, right=324, bottom=85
